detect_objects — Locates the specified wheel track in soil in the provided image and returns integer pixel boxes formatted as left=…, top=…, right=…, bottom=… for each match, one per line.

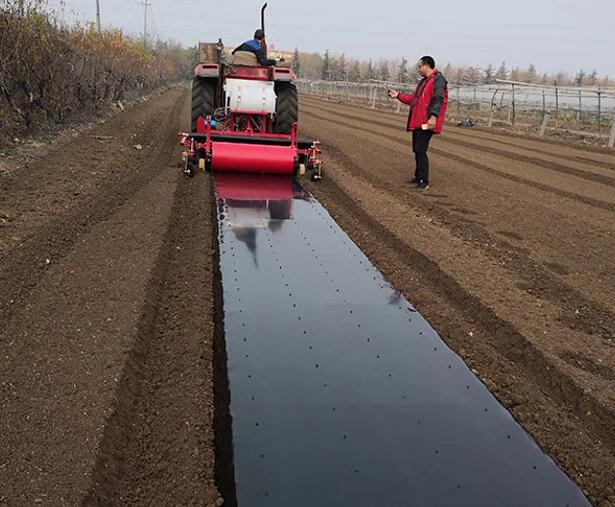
left=301, top=99, right=615, bottom=194
left=301, top=96, right=615, bottom=170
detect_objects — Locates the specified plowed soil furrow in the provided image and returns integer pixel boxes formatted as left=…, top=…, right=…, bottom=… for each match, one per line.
left=84, top=174, right=218, bottom=506
left=442, top=128, right=615, bottom=173
left=302, top=108, right=615, bottom=213
left=0, top=88, right=187, bottom=332
left=0, top=87, right=220, bottom=506
left=301, top=95, right=615, bottom=169
left=301, top=102, right=615, bottom=200
left=300, top=96, right=615, bottom=505
left=302, top=97, right=615, bottom=186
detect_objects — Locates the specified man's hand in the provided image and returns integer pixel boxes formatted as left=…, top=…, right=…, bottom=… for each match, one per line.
left=388, top=89, right=399, bottom=99
left=427, top=115, right=437, bottom=129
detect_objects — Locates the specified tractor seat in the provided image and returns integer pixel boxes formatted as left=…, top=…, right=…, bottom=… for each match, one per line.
left=232, top=51, right=258, bottom=66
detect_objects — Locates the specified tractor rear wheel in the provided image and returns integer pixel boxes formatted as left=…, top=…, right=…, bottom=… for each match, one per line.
left=274, top=82, right=298, bottom=134
left=191, top=78, right=216, bottom=132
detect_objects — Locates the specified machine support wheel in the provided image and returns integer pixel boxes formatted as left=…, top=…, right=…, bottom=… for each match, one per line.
left=310, top=162, right=323, bottom=181
left=191, top=78, right=216, bottom=132
left=274, top=82, right=299, bottom=135
left=184, top=157, right=196, bottom=178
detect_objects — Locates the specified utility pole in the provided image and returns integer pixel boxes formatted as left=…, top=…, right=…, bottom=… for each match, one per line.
left=95, top=0, right=101, bottom=31
left=142, top=0, right=151, bottom=47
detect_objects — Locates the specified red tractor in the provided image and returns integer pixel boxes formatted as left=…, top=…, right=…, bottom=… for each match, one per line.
left=179, top=4, right=323, bottom=180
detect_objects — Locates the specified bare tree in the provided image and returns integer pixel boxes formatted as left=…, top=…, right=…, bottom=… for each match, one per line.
left=348, top=60, right=361, bottom=82
left=495, top=61, right=508, bottom=80
left=483, top=63, right=495, bottom=84
left=398, top=57, right=409, bottom=83
left=321, top=50, right=331, bottom=80
left=292, top=47, right=301, bottom=77
left=378, top=59, right=390, bottom=81
left=367, top=59, right=375, bottom=80
left=588, top=69, right=598, bottom=86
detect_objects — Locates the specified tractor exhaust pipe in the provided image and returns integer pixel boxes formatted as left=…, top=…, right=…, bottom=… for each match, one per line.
left=261, top=3, right=268, bottom=58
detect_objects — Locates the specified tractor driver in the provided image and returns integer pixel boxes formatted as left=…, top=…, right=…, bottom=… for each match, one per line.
left=233, top=29, right=281, bottom=67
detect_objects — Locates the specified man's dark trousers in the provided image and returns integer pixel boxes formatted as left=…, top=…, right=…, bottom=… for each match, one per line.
left=412, top=129, right=434, bottom=183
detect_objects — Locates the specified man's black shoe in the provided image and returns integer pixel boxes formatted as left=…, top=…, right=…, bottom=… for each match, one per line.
left=417, top=181, right=430, bottom=189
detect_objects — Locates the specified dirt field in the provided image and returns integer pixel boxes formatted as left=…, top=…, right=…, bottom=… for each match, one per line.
left=0, top=86, right=221, bottom=506
left=1, top=87, right=614, bottom=506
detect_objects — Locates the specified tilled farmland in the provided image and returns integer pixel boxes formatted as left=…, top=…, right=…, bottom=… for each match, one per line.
left=1, top=87, right=614, bottom=506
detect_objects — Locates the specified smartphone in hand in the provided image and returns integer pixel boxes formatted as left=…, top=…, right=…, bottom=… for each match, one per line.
left=388, top=89, right=399, bottom=99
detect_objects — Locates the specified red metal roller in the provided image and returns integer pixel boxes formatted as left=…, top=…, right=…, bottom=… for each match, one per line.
left=211, top=142, right=296, bottom=174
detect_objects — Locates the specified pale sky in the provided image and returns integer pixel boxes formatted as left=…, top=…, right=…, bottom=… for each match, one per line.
left=51, top=0, right=615, bottom=76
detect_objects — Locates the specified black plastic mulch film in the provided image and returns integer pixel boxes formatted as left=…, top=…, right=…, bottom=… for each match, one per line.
left=213, top=172, right=590, bottom=507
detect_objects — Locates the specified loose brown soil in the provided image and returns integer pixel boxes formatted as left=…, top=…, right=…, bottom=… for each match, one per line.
left=0, top=86, right=221, bottom=506
left=1, top=86, right=614, bottom=506
left=300, top=95, right=615, bottom=506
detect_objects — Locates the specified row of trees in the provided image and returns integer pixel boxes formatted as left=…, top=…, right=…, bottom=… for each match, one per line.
left=450, top=62, right=608, bottom=87
left=0, top=0, right=192, bottom=141
left=289, top=48, right=613, bottom=88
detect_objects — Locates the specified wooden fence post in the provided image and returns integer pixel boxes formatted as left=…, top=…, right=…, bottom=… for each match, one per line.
left=597, top=91, right=602, bottom=131
left=511, top=83, right=516, bottom=126
left=539, top=112, right=550, bottom=137
left=488, top=89, right=498, bottom=128
left=608, top=112, right=615, bottom=149
left=554, top=81, right=559, bottom=128
left=456, top=86, right=460, bottom=115
left=578, top=90, right=582, bottom=125
left=542, top=90, right=546, bottom=115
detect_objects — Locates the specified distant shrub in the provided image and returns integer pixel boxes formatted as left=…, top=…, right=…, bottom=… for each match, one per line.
left=0, top=0, right=188, bottom=141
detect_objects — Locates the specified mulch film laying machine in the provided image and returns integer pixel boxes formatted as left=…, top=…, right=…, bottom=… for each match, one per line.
left=179, top=4, right=323, bottom=181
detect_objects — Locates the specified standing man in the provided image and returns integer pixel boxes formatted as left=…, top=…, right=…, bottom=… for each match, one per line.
left=389, top=56, right=448, bottom=189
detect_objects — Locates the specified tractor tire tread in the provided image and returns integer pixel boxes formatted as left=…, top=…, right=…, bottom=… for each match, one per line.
left=274, top=82, right=299, bottom=134
left=191, top=78, right=216, bottom=132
